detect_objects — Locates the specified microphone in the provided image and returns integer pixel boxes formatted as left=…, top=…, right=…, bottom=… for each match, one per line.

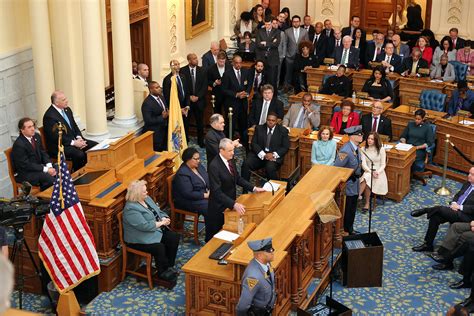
left=249, top=170, right=275, bottom=196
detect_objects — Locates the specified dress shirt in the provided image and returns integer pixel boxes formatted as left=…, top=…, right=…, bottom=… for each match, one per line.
left=152, top=95, right=166, bottom=111
left=372, top=115, right=380, bottom=131
left=293, top=27, right=300, bottom=42
left=258, top=126, right=280, bottom=160
left=385, top=54, right=394, bottom=72
left=455, top=184, right=474, bottom=211
left=234, top=68, right=242, bottom=84
left=259, top=99, right=271, bottom=125
left=25, top=135, right=52, bottom=173
left=52, top=104, right=81, bottom=145
left=217, top=66, right=225, bottom=77
left=219, top=153, right=233, bottom=174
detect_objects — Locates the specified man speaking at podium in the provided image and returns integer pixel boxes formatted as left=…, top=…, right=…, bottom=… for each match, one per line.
left=206, top=138, right=265, bottom=242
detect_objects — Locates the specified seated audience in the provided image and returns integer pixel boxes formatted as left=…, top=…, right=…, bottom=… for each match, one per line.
left=376, top=42, right=402, bottom=74
left=450, top=27, right=466, bottom=50
left=172, top=148, right=209, bottom=217
left=311, top=126, right=337, bottom=165
left=361, top=101, right=392, bottom=141
left=359, top=132, right=388, bottom=211
left=142, top=81, right=168, bottom=151
left=326, top=27, right=342, bottom=58
left=242, top=113, right=290, bottom=182
left=323, top=19, right=333, bottom=38
left=248, top=84, right=284, bottom=127
left=320, top=65, right=353, bottom=97
left=399, top=109, right=435, bottom=184
left=234, top=11, right=257, bottom=42
left=43, top=90, right=98, bottom=171
left=282, top=92, right=321, bottom=129
left=293, top=41, right=320, bottom=93
left=456, top=40, right=474, bottom=76
left=333, top=35, right=360, bottom=69
left=411, top=166, right=474, bottom=252
left=122, top=180, right=180, bottom=282
left=430, top=54, right=456, bottom=82
left=238, top=31, right=257, bottom=54
left=401, top=48, right=429, bottom=77
left=330, top=100, right=360, bottom=134
left=205, top=114, right=241, bottom=169
left=11, top=117, right=56, bottom=191
left=392, top=34, right=411, bottom=60
left=366, top=33, right=386, bottom=66
left=421, top=29, right=440, bottom=51
left=302, top=15, right=315, bottom=38
left=447, top=80, right=474, bottom=117
left=361, top=65, right=394, bottom=102
left=415, top=36, right=433, bottom=67
left=431, top=36, right=457, bottom=70
left=352, top=28, right=367, bottom=66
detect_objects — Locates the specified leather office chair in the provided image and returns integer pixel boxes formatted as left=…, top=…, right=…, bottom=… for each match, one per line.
left=4, top=147, right=40, bottom=196
left=419, top=89, right=447, bottom=112
left=449, top=60, right=469, bottom=82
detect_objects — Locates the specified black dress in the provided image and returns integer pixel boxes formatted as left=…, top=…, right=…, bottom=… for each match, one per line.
left=362, top=78, right=394, bottom=101
left=406, top=4, right=423, bottom=31
left=293, top=54, right=320, bottom=93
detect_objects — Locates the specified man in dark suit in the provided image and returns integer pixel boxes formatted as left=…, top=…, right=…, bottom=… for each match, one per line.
left=163, top=60, right=190, bottom=137
left=256, top=17, right=281, bottom=92
left=312, top=22, right=328, bottom=64
left=302, top=15, right=315, bottom=41
left=366, top=33, right=386, bottom=65
left=222, top=55, right=253, bottom=145
left=249, top=60, right=266, bottom=100
left=320, top=65, right=353, bottom=97
left=333, top=35, right=360, bottom=69
left=206, top=138, right=265, bottom=241
left=450, top=27, right=466, bottom=50
left=411, top=166, right=474, bottom=252
left=326, top=26, right=342, bottom=59
left=376, top=42, right=402, bottom=74
left=201, top=42, right=220, bottom=69
left=141, top=81, right=168, bottom=151
left=43, top=90, right=98, bottom=171
left=241, top=112, right=290, bottom=183
left=207, top=51, right=230, bottom=115
left=401, top=48, right=429, bottom=77
left=342, top=15, right=366, bottom=41
left=323, top=19, right=334, bottom=38
left=12, top=117, right=56, bottom=190
left=360, top=101, right=392, bottom=141
left=205, top=114, right=241, bottom=170
left=248, top=84, right=284, bottom=127
left=181, top=53, right=208, bottom=147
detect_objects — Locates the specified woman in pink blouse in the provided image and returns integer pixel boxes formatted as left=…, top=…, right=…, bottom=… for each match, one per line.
left=456, top=40, right=474, bottom=75
left=414, top=36, right=433, bottom=67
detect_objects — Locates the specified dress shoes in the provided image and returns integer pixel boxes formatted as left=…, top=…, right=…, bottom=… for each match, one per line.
left=428, top=253, right=449, bottom=264
left=432, top=262, right=454, bottom=270
left=349, top=230, right=361, bottom=235
left=410, top=208, right=428, bottom=217
left=412, top=243, right=433, bottom=252
left=449, top=280, right=472, bottom=289
left=159, top=268, right=178, bottom=282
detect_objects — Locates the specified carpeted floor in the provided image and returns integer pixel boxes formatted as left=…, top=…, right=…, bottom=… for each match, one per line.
left=10, top=138, right=472, bottom=315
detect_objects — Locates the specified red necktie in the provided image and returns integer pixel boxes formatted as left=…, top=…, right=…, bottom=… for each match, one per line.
left=372, top=117, right=378, bottom=132
left=227, top=160, right=236, bottom=176
left=30, top=137, right=36, bottom=151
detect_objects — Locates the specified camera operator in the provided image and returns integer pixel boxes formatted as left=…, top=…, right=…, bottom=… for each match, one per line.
left=11, top=117, right=56, bottom=191
left=0, top=225, right=7, bottom=257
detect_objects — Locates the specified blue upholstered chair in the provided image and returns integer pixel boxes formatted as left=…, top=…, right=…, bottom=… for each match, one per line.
left=449, top=61, right=469, bottom=82
left=322, top=74, right=332, bottom=86
left=419, top=90, right=447, bottom=112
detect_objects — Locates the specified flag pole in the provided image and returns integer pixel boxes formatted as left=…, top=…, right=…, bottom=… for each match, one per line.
left=56, top=122, right=65, bottom=209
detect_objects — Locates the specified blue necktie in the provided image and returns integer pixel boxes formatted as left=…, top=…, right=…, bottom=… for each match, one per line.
left=176, top=76, right=184, bottom=101
left=61, top=110, right=71, bottom=128
left=457, top=186, right=473, bottom=206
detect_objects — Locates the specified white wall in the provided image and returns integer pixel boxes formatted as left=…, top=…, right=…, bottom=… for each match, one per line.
left=280, top=0, right=306, bottom=19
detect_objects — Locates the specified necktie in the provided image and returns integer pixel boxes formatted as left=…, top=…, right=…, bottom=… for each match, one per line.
left=30, top=137, right=36, bottom=151
left=457, top=186, right=473, bottom=206
left=453, top=38, right=457, bottom=48
left=176, top=76, right=184, bottom=100
left=191, top=68, right=196, bottom=95
left=260, top=101, right=269, bottom=125
left=397, top=46, right=400, bottom=55
left=254, top=73, right=259, bottom=91
left=342, top=49, right=348, bottom=65
left=376, top=46, right=381, bottom=55
left=156, top=96, right=165, bottom=111
left=267, top=30, right=270, bottom=37
left=326, top=29, right=330, bottom=37
left=411, top=60, right=418, bottom=75
left=372, top=116, right=378, bottom=131
left=61, top=109, right=71, bottom=128
left=265, top=128, right=272, bottom=150
left=227, top=160, right=236, bottom=176
left=294, top=29, right=299, bottom=42
left=295, top=107, right=306, bottom=128
left=336, top=40, right=340, bottom=47
left=237, top=70, right=241, bottom=85
left=386, top=55, right=390, bottom=64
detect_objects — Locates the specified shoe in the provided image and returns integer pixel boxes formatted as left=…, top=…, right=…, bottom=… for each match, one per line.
left=410, top=208, right=428, bottom=217
left=349, top=230, right=361, bottom=235
left=449, top=280, right=472, bottom=289
left=432, top=262, right=454, bottom=270
left=428, top=253, right=449, bottom=264
left=361, top=208, right=369, bottom=213
left=169, top=267, right=180, bottom=274
left=459, top=297, right=473, bottom=308
left=412, top=243, right=433, bottom=252
left=159, top=268, right=178, bottom=282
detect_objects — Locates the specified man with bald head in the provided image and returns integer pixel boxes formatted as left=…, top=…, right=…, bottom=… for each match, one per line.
left=326, top=26, right=342, bottom=58
left=333, top=35, right=360, bottom=68
left=202, top=41, right=221, bottom=69
left=43, top=90, right=98, bottom=171
left=135, top=63, right=149, bottom=86
left=401, top=48, right=429, bottom=77
left=391, top=34, right=410, bottom=60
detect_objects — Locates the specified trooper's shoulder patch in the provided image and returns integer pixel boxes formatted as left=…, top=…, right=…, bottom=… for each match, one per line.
left=338, top=152, right=348, bottom=161
left=246, top=278, right=259, bottom=291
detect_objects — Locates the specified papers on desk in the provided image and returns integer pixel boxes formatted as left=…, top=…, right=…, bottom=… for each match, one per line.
left=214, top=230, right=240, bottom=242
left=313, top=95, right=325, bottom=101
left=459, top=120, right=474, bottom=126
left=333, top=136, right=343, bottom=142
left=359, top=101, right=372, bottom=106
left=263, top=181, right=280, bottom=192
left=430, top=79, right=443, bottom=83
left=395, top=143, right=413, bottom=151
left=328, top=65, right=338, bottom=71
left=382, top=144, right=394, bottom=150
left=89, top=137, right=121, bottom=151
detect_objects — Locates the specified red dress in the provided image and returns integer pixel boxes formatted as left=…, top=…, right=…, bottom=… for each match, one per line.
left=330, top=111, right=360, bottom=134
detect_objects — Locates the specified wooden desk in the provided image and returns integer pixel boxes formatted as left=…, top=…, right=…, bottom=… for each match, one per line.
left=434, top=116, right=474, bottom=172
left=305, top=66, right=354, bottom=88
left=398, top=77, right=446, bottom=105
left=351, top=70, right=400, bottom=94
left=288, top=92, right=343, bottom=126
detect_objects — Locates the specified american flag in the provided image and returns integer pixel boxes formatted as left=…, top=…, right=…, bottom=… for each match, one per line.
left=38, top=152, right=100, bottom=294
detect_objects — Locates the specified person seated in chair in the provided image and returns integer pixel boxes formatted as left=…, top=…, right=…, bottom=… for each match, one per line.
left=361, top=66, right=394, bottom=102
left=360, top=101, right=392, bottom=141
left=411, top=166, right=474, bottom=252
left=11, top=117, right=56, bottom=191
left=242, top=112, right=289, bottom=183
left=447, top=80, right=474, bottom=117
left=282, top=92, right=320, bottom=129
left=330, top=100, right=360, bottom=134
left=122, top=180, right=180, bottom=282
left=401, top=48, right=429, bottom=77
left=172, top=148, right=209, bottom=218
left=399, top=109, right=435, bottom=185
left=430, top=54, right=456, bottom=82
left=320, top=65, right=353, bottom=98
left=248, top=84, right=284, bottom=128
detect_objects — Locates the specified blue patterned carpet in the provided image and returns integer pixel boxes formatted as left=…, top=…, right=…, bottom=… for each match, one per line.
left=10, top=138, right=471, bottom=315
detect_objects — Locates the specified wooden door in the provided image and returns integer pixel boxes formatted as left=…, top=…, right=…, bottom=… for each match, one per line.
left=269, top=0, right=280, bottom=16
left=130, top=18, right=151, bottom=77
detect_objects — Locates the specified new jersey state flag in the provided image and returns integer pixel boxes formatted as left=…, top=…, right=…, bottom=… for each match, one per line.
left=167, top=74, right=188, bottom=166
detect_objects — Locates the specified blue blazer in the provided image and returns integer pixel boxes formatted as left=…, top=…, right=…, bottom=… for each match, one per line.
left=122, top=196, right=169, bottom=245
left=447, top=89, right=474, bottom=116
left=172, top=163, right=209, bottom=214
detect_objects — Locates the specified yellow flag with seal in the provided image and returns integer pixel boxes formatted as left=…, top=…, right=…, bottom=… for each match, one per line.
left=167, top=75, right=188, bottom=167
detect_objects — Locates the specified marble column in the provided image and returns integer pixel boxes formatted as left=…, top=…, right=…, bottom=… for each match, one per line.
left=80, top=0, right=109, bottom=138
left=28, top=0, right=55, bottom=119
left=111, top=0, right=137, bottom=126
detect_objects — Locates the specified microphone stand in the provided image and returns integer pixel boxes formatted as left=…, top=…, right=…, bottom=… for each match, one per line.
left=360, top=147, right=375, bottom=233
left=249, top=169, right=275, bottom=196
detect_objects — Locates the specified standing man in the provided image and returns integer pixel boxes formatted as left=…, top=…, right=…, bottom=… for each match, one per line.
left=334, top=125, right=363, bottom=234
left=312, top=22, right=328, bottom=64
left=181, top=53, right=208, bottom=147
left=323, top=19, right=334, bottom=38
left=206, top=138, right=264, bottom=241
left=333, top=35, right=360, bottom=69
left=11, top=117, right=56, bottom=190
left=326, top=27, right=342, bottom=59
left=282, top=92, right=321, bottom=129
left=141, top=81, right=168, bottom=151
left=256, top=17, right=281, bottom=93
left=284, top=15, right=309, bottom=92
left=207, top=51, right=230, bottom=115
left=43, top=90, right=98, bottom=171
left=248, top=84, right=284, bottom=128
left=205, top=114, right=241, bottom=170
left=360, top=101, right=392, bottom=141
left=202, top=41, right=220, bottom=69
left=342, top=15, right=366, bottom=41
left=302, top=15, right=315, bottom=40
left=236, top=237, right=277, bottom=316
left=272, top=17, right=286, bottom=90
left=250, top=60, right=266, bottom=100
left=135, top=63, right=150, bottom=86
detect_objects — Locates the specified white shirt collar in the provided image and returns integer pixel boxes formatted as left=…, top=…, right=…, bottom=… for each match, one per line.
left=52, top=104, right=64, bottom=114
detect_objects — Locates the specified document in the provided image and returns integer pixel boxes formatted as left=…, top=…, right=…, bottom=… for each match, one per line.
left=395, top=143, right=413, bottom=151
left=263, top=181, right=280, bottom=192
left=88, top=137, right=121, bottom=151
left=214, top=230, right=240, bottom=242
left=459, top=120, right=474, bottom=126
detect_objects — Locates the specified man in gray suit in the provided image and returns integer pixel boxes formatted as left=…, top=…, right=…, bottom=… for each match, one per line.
left=283, top=15, right=309, bottom=92
left=256, top=17, right=281, bottom=92
left=392, top=34, right=410, bottom=60
left=282, top=92, right=320, bottom=129
left=236, top=237, right=276, bottom=316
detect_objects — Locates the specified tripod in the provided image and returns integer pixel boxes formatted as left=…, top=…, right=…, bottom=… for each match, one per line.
left=10, top=224, right=54, bottom=310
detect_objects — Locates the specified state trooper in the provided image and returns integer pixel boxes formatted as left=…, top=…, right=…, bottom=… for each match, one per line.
left=334, top=125, right=363, bottom=235
left=236, top=237, right=276, bottom=316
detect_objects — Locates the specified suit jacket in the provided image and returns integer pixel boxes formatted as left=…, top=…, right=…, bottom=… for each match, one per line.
left=251, top=123, right=290, bottom=164
left=320, top=75, right=353, bottom=97
left=207, top=63, right=231, bottom=103
left=141, top=94, right=168, bottom=150
left=284, top=27, right=309, bottom=59
left=401, top=57, right=430, bottom=76
left=221, top=67, right=252, bottom=110
left=11, top=133, right=51, bottom=182
left=208, top=155, right=254, bottom=217
left=43, top=105, right=83, bottom=155
left=282, top=102, right=321, bottom=129
left=249, top=70, right=266, bottom=98
left=333, top=46, right=360, bottom=68
left=396, top=44, right=411, bottom=60
left=361, top=114, right=393, bottom=141
left=201, top=50, right=217, bottom=69
left=122, top=196, right=169, bottom=244
left=311, top=32, right=328, bottom=62
left=453, top=37, right=466, bottom=50
left=330, top=111, right=360, bottom=134
left=447, top=89, right=474, bottom=116
left=172, top=163, right=209, bottom=213
left=248, top=97, right=284, bottom=127
left=451, top=182, right=474, bottom=215
left=342, top=26, right=366, bottom=41
left=430, top=63, right=456, bottom=82
left=205, top=128, right=225, bottom=168
left=162, top=72, right=189, bottom=108
left=365, top=42, right=385, bottom=63
left=376, top=52, right=403, bottom=74
left=180, top=65, right=208, bottom=109
left=325, top=36, right=339, bottom=58
left=302, top=25, right=316, bottom=41
left=238, top=41, right=257, bottom=54
left=256, top=28, right=281, bottom=66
